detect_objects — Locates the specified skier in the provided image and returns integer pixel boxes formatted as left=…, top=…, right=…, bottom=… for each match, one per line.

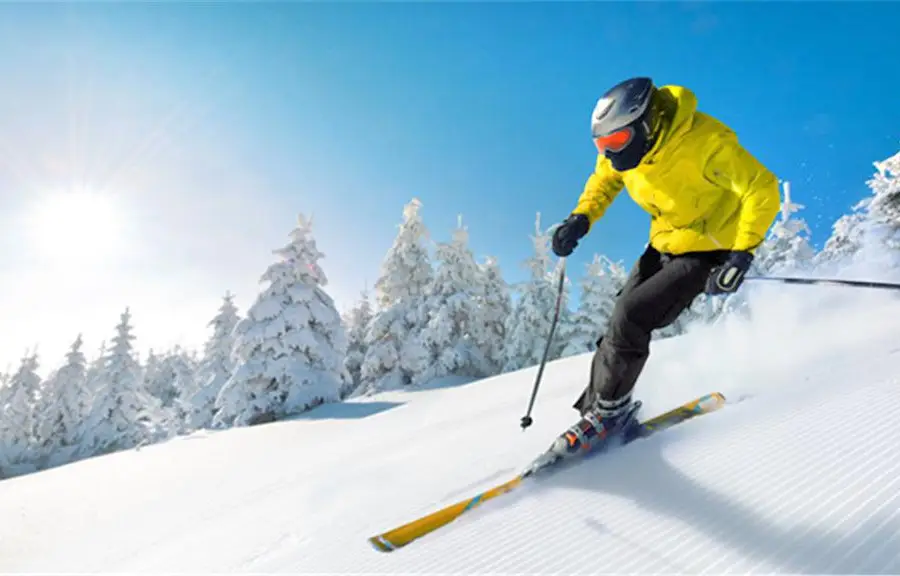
left=549, top=77, right=780, bottom=455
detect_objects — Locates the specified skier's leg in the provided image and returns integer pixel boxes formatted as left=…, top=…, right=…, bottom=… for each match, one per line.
left=555, top=251, right=725, bottom=456
left=573, top=246, right=662, bottom=414
left=590, top=251, right=725, bottom=408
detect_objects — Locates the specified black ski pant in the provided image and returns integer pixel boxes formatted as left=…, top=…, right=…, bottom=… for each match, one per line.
left=573, top=245, right=729, bottom=415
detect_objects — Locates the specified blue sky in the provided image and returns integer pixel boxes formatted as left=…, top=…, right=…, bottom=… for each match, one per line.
left=0, top=2, right=898, bottom=369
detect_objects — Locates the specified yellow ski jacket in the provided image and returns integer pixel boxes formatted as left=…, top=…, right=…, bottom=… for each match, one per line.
left=572, top=85, right=781, bottom=254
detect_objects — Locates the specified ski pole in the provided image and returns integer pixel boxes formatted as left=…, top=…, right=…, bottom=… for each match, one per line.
left=746, top=275, right=900, bottom=291
left=520, top=257, right=567, bottom=431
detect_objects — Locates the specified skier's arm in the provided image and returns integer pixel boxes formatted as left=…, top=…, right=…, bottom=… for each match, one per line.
left=571, top=155, right=625, bottom=228
left=703, top=138, right=781, bottom=252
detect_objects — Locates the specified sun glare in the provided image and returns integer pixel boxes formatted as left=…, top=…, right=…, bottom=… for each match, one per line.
left=26, top=189, right=126, bottom=266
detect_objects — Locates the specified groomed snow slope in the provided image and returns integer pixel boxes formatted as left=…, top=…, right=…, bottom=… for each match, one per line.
left=2, top=283, right=900, bottom=573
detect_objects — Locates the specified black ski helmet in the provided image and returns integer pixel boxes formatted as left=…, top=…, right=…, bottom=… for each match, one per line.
left=590, top=77, right=658, bottom=171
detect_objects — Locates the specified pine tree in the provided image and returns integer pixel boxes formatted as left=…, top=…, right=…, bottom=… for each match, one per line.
left=342, top=288, right=373, bottom=397
left=420, top=215, right=490, bottom=383
left=857, top=150, right=900, bottom=268
left=359, top=198, right=433, bottom=392
left=74, top=341, right=107, bottom=459
left=503, top=213, right=568, bottom=372
left=34, top=335, right=91, bottom=466
left=213, top=214, right=349, bottom=428
left=753, top=181, right=816, bottom=276
left=0, top=351, right=42, bottom=470
left=142, top=344, right=197, bottom=418
left=475, top=255, right=511, bottom=375
left=141, top=350, right=171, bottom=407
left=816, top=149, right=900, bottom=270
left=561, top=254, right=627, bottom=357
left=83, top=340, right=107, bottom=398
left=153, top=346, right=198, bottom=433
left=817, top=211, right=866, bottom=270
left=81, top=308, right=163, bottom=454
left=182, top=292, right=240, bottom=430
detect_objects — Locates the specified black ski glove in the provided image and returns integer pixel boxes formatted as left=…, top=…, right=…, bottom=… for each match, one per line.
left=551, top=213, right=590, bottom=257
left=706, top=251, right=754, bottom=295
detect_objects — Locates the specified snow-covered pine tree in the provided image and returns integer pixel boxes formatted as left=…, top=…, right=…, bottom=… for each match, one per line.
left=560, top=254, right=627, bottom=357
left=213, top=213, right=350, bottom=428
left=83, top=340, right=106, bottom=393
left=73, top=341, right=107, bottom=460
left=150, top=346, right=198, bottom=433
left=816, top=211, right=866, bottom=271
left=359, top=198, right=433, bottom=392
left=342, top=288, right=373, bottom=397
left=141, top=350, right=168, bottom=406
left=816, top=149, right=900, bottom=270
left=0, top=351, right=42, bottom=472
left=181, top=292, right=240, bottom=430
left=141, top=345, right=196, bottom=417
left=33, top=334, right=92, bottom=466
left=420, top=215, right=490, bottom=383
left=503, top=212, right=568, bottom=372
left=857, top=150, right=900, bottom=268
left=81, top=308, right=164, bottom=454
left=475, top=255, right=511, bottom=375
left=753, top=181, right=816, bottom=276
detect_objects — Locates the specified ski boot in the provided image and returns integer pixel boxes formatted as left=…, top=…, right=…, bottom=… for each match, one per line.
left=550, top=396, right=642, bottom=457
left=523, top=396, right=643, bottom=477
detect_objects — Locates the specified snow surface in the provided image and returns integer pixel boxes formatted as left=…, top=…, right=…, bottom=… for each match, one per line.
left=2, top=282, right=900, bottom=573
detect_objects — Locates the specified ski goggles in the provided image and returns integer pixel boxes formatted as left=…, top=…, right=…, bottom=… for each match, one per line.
left=593, top=126, right=634, bottom=154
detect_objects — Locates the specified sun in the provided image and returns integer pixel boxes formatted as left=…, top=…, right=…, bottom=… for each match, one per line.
left=25, top=189, right=126, bottom=265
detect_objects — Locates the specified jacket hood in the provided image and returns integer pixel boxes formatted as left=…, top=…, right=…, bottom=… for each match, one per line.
left=644, top=85, right=698, bottom=163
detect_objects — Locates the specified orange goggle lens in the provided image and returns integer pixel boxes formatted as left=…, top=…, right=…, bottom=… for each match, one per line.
left=593, top=127, right=634, bottom=153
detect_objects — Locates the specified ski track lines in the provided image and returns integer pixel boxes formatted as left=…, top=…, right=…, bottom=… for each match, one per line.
left=361, top=377, right=900, bottom=574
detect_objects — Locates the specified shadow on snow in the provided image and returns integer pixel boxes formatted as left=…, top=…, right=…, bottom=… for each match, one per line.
left=407, top=374, right=482, bottom=393
left=294, top=400, right=405, bottom=420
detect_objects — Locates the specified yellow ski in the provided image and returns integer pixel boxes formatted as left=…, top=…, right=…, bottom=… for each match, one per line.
left=368, top=391, right=727, bottom=552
